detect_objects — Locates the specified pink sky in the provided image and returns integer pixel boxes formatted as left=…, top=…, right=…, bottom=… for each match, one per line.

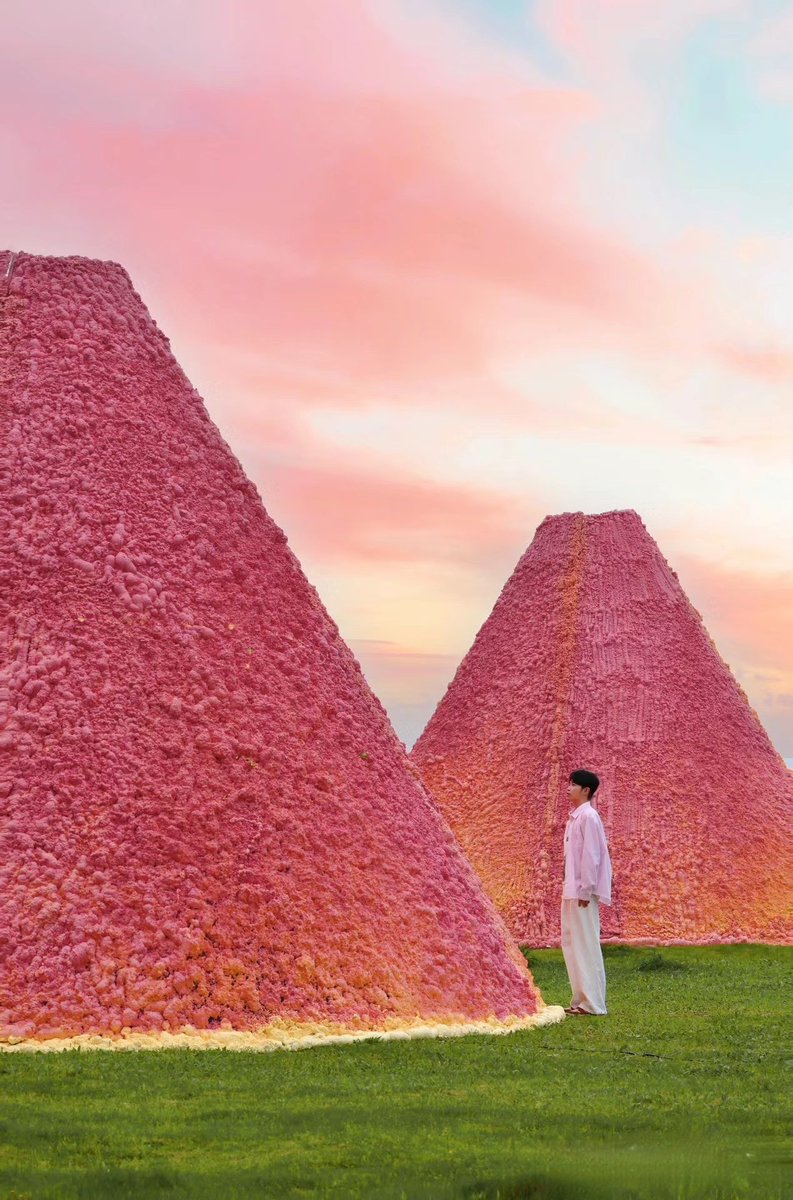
left=2, top=0, right=792, bottom=755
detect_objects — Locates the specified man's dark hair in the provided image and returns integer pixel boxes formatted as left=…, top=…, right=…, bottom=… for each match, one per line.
left=569, top=768, right=600, bottom=797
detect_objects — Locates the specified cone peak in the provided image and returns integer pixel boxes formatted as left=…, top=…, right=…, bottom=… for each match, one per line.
left=537, top=508, right=645, bottom=529
left=3, top=249, right=129, bottom=273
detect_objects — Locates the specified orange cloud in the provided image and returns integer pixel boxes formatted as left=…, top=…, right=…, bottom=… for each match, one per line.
left=678, top=556, right=793, bottom=674
left=676, top=554, right=793, bottom=754
left=350, top=640, right=460, bottom=750
left=718, top=345, right=793, bottom=383
left=351, top=639, right=458, bottom=702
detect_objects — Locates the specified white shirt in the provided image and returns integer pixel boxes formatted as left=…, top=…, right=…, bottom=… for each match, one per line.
left=563, top=802, right=612, bottom=905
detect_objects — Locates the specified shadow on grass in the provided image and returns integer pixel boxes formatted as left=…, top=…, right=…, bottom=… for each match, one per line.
left=458, top=1141, right=793, bottom=1200
left=462, top=1175, right=609, bottom=1199
left=0, top=1167, right=183, bottom=1199
left=637, top=952, right=686, bottom=973
left=460, top=1183, right=771, bottom=1200
left=460, top=1164, right=786, bottom=1200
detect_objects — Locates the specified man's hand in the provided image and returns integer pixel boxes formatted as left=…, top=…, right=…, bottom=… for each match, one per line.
left=578, top=899, right=590, bottom=908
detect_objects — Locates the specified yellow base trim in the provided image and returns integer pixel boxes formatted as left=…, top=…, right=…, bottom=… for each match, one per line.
left=1, top=1005, right=565, bottom=1053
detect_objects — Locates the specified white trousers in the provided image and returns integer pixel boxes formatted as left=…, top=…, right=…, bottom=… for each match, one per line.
left=560, top=898, right=607, bottom=1015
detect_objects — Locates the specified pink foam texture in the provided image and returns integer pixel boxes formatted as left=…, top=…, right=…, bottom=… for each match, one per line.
left=0, top=252, right=542, bottom=1041
left=413, top=510, right=793, bottom=946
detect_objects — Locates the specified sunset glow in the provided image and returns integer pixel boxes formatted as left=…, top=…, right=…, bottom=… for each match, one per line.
left=3, top=0, right=792, bottom=754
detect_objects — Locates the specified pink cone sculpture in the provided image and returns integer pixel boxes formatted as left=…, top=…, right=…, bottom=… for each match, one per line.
left=413, top=510, right=793, bottom=947
left=0, top=251, right=561, bottom=1051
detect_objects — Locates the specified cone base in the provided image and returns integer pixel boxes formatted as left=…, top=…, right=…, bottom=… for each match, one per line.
left=522, top=936, right=793, bottom=949
left=1, top=1006, right=565, bottom=1053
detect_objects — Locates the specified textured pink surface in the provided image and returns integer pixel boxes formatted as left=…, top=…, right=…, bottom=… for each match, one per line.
left=413, top=510, right=793, bottom=946
left=0, top=252, right=543, bottom=1042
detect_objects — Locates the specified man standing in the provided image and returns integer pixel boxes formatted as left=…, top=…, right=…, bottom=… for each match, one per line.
left=561, top=769, right=612, bottom=1016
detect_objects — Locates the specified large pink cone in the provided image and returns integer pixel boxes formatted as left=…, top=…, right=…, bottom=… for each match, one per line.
left=413, top=510, right=793, bottom=947
left=0, top=252, right=556, bottom=1047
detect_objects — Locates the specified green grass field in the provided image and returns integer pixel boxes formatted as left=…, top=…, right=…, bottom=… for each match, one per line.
left=1, top=946, right=790, bottom=1199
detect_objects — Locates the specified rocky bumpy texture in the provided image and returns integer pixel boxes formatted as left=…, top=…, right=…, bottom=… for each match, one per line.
left=0, top=252, right=558, bottom=1048
left=413, top=510, right=793, bottom=947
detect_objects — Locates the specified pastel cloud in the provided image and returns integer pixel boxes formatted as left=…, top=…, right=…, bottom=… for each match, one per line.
left=748, top=8, right=793, bottom=103
left=2, top=1, right=680, bottom=381
left=0, top=2, right=757, bottom=389
left=535, top=0, right=746, bottom=77
left=257, top=459, right=528, bottom=567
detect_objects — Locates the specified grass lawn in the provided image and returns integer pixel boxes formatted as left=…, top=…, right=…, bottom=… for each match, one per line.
left=0, top=945, right=790, bottom=1199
